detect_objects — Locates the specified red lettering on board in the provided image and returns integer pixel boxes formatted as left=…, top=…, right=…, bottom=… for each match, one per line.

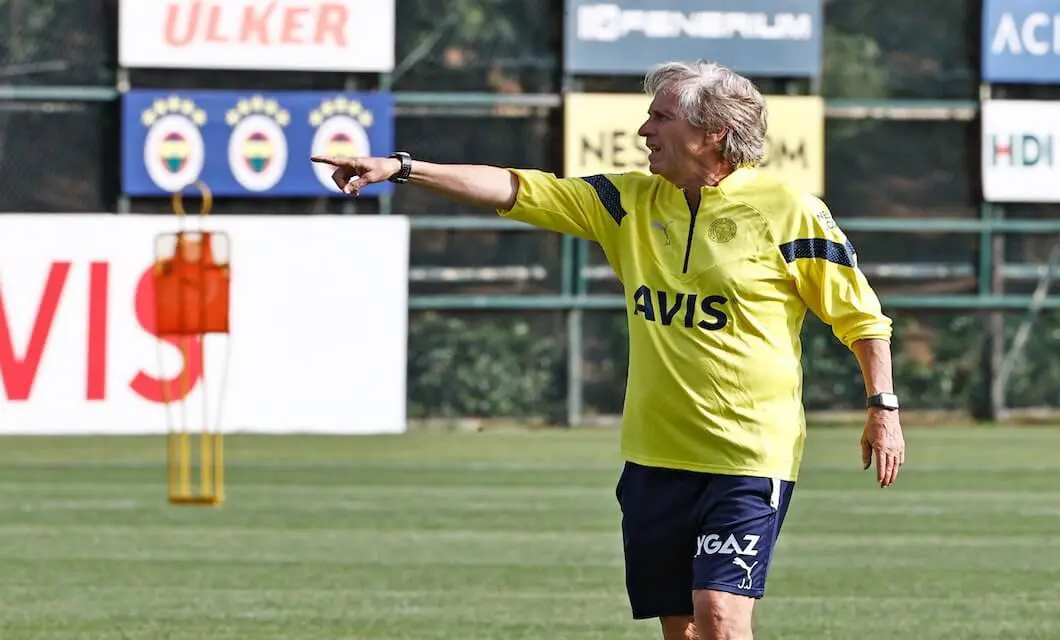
left=128, top=266, right=203, bottom=404
left=86, top=262, right=109, bottom=400
left=0, top=262, right=202, bottom=403
left=0, top=262, right=70, bottom=400
left=164, top=1, right=349, bottom=48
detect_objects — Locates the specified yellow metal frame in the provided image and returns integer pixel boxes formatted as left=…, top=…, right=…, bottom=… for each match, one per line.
left=167, top=431, right=225, bottom=506
left=164, top=181, right=226, bottom=507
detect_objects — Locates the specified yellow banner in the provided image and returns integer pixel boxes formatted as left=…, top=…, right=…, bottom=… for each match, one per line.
left=564, top=93, right=824, bottom=195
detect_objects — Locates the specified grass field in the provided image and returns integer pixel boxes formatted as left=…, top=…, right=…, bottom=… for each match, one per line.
left=1, top=426, right=1059, bottom=639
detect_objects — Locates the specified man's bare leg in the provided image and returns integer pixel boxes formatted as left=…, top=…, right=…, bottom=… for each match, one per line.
left=692, top=590, right=755, bottom=640
left=660, top=615, right=698, bottom=640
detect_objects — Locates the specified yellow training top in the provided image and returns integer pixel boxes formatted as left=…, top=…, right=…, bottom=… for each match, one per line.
left=498, top=167, right=891, bottom=482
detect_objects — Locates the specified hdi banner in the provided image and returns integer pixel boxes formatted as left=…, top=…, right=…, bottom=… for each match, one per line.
left=564, top=93, right=824, bottom=195
left=981, top=100, right=1060, bottom=202
left=982, top=0, right=1060, bottom=84
left=121, top=90, right=394, bottom=197
left=564, top=0, right=823, bottom=77
left=119, top=0, right=395, bottom=72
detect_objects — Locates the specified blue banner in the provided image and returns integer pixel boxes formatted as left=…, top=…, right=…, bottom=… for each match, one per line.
left=564, top=0, right=823, bottom=77
left=121, top=90, right=395, bottom=197
left=983, top=0, right=1060, bottom=84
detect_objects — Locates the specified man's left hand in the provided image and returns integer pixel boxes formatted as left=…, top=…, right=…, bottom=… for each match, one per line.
left=860, top=408, right=905, bottom=488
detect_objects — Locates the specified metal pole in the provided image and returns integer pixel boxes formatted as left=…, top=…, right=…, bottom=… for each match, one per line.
left=378, top=71, right=394, bottom=215
left=116, top=68, right=130, bottom=214
left=988, top=204, right=1007, bottom=420
left=566, top=239, right=586, bottom=427
left=341, top=74, right=359, bottom=215
left=974, top=80, right=1002, bottom=422
left=558, top=17, right=582, bottom=427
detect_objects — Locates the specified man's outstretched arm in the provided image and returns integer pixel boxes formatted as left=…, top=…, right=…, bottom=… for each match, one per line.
left=311, top=155, right=518, bottom=210
left=311, top=154, right=625, bottom=245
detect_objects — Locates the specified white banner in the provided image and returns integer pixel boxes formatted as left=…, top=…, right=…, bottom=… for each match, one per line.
left=0, top=215, right=409, bottom=435
left=981, top=100, right=1060, bottom=203
left=119, top=0, right=395, bottom=72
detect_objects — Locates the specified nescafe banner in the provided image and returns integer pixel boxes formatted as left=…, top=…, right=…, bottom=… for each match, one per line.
left=121, top=90, right=395, bottom=197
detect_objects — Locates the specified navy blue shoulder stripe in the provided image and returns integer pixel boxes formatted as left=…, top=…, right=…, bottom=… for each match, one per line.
left=579, top=174, right=627, bottom=225
left=778, top=238, right=857, bottom=268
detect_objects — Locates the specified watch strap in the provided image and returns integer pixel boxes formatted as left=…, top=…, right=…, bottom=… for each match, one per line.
left=388, top=152, right=412, bottom=183
left=867, top=392, right=900, bottom=410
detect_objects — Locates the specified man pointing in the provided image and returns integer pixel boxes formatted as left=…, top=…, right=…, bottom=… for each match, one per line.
left=312, top=59, right=905, bottom=640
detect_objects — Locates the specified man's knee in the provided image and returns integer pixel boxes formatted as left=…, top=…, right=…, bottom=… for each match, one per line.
left=692, top=589, right=754, bottom=640
left=659, top=616, right=697, bottom=640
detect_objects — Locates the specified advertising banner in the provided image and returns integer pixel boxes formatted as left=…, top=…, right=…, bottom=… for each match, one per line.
left=982, top=0, right=1060, bottom=84
left=119, top=0, right=395, bottom=72
left=564, top=0, right=823, bottom=77
left=121, top=90, right=394, bottom=197
left=981, top=100, right=1060, bottom=202
left=0, top=215, right=409, bottom=435
left=564, top=93, right=824, bottom=195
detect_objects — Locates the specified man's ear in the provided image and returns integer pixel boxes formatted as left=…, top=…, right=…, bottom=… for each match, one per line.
left=706, top=128, right=727, bottom=149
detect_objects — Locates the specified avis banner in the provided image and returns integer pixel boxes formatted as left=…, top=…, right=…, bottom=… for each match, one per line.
left=121, top=90, right=394, bottom=197
left=982, top=0, right=1060, bottom=84
left=564, top=93, right=824, bottom=195
left=119, top=0, right=395, bottom=72
left=0, top=215, right=409, bottom=435
left=564, top=0, right=823, bottom=76
left=981, top=100, right=1060, bottom=202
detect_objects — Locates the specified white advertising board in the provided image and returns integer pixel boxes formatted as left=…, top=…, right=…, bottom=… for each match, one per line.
left=119, top=0, right=395, bottom=72
left=0, top=215, right=409, bottom=435
left=981, top=99, right=1060, bottom=202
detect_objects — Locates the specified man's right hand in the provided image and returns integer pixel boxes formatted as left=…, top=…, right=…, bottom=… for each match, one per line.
left=311, top=154, right=520, bottom=210
left=310, top=155, right=400, bottom=196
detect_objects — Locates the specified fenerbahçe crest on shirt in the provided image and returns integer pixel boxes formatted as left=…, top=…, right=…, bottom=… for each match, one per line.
left=140, top=96, right=207, bottom=193
left=225, top=95, right=290, bottom=192
left=309, top=96, right=375, bottom=192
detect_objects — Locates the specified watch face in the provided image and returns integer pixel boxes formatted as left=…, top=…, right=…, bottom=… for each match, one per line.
left=871, top=393, right=899, bottom=409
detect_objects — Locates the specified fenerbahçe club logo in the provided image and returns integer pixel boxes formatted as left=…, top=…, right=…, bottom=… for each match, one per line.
left=225, top=95, right=290, bottom=192
left=309, top=97, right=374, bottom=192
left=141, top=96, right=206, bottom=193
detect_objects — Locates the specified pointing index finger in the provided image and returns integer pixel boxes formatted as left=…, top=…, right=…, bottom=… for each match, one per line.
left=310, top=155, right=345, bottom=166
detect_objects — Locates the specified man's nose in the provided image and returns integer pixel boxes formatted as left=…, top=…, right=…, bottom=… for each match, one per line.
left=637, top=120, right=652, bottom=137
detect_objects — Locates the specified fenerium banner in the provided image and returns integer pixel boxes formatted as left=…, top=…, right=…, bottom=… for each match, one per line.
left=564, top=93, right=824, bottom=195
left=564, top=0, right=822, bottom=76
left=121, top=90, right=394, bottom=197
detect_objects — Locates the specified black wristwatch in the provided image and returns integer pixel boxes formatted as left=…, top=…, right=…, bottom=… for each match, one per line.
left=867, top=392, right=900, bottom=411
left=388, top=151, right=412, bottom=183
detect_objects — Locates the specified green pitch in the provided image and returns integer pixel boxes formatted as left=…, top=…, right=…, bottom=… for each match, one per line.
left=1, top=426, right=1059, bottom=639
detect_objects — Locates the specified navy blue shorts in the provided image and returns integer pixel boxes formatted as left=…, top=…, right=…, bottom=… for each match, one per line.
left=615, top=461, right=795, bottom=619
